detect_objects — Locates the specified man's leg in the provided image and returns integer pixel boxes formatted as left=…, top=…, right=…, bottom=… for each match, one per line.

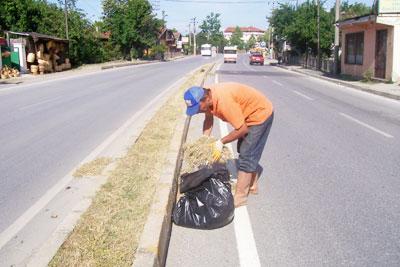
left=249, top=165, right=263, bottom=194
left=234, top=170, right=252, bottom=207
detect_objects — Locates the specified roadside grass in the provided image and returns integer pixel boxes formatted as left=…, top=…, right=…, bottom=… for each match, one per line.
left=49, top=65, right=211, bottom=267
left=73, top=157, right=113, bottom=178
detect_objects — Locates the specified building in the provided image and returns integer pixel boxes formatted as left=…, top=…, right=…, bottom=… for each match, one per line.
left=157, top=28, right=183, bottom=59
left=223, top=27, right=265, bottom=43
left=338, top=1, right=400, bottom=82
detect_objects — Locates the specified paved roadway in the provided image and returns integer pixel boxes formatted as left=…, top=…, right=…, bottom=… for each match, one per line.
left=167, top=54, right=400, bottom=266
left=0, top=56, right=211, bottom=234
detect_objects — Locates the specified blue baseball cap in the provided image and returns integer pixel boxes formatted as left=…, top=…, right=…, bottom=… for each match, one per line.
left=184, top=86, right=204, bottom=116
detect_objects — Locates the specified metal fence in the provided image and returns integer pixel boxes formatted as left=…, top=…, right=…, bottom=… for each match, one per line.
left=284, top=54, right=335, bottom=74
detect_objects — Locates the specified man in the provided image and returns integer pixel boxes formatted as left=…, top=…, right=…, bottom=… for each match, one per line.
left=184, top=82, right=274, bottom=207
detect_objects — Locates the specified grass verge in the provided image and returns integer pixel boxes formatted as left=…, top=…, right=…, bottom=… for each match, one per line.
left=49, top=64, right=212, bottom=266
left=73, top=157, right=113, bottom=178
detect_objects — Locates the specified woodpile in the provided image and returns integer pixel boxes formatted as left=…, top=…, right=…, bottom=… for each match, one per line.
left=28, top=41, right=71, bottom=75
left=1, top=66, right=20, bottom=79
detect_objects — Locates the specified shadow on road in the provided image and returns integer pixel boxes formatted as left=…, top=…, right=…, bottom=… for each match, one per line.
left=217, top=69, right=292, bottom=77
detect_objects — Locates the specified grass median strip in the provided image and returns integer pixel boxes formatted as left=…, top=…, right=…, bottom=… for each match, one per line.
left=73, top=157, right=113, bottom=178
left=49, top=65, right=211, bottom=266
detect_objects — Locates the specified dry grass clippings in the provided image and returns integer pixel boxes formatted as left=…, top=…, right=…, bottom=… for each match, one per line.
left=49, top=65, right=213, bottom=267
left=73, top=157, right=113, bottom=178
left=181, top=136, right=232, bottom=175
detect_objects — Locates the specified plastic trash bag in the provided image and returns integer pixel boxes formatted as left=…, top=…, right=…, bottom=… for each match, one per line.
left=180, top=163, right=227, bottom=193
left=172, top=169, right=234, bottom=230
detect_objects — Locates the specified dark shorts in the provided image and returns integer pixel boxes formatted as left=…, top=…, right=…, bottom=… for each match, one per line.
left=237, top=112, right=274, bottom=173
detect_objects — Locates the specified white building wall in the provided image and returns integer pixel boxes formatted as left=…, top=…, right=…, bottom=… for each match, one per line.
left=224, top=32, right=264, bottom=42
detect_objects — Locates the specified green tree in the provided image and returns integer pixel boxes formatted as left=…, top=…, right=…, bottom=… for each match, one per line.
left=102, top=0, right=162, bottom=59
left=268, top=4, right=296, bottom=42
left=229, top=26, right=244, bottom=50
left=269, top=1, right=334, bottom=56
left=246, top=35, right=256, bottom=50
left=198, top=12, right=225, bottom=51
left=331, top=1, right=371, bottom=20
left=0, top=0, right=104, bottom=65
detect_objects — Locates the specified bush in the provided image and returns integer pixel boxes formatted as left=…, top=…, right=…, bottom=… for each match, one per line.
left=362, top=69, right=373, bottom=82
left=150, top=44, right=167, bottom=59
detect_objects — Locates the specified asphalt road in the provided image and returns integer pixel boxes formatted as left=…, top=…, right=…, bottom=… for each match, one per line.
left=167, top=54, right=400, bottom=266
left=0, top=56, right=211, bottom=233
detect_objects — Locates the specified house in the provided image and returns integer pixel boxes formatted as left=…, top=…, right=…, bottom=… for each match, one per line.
left=338, top=1, right=400, bottom=81
left=157, top=28, right=177, bottom=59
left=173, top=31, right=183, bottom=52
left=223, top=26, right=265, bottom=43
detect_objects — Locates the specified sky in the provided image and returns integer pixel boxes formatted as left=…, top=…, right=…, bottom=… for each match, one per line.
left=52, top=0, right=376, bottom=34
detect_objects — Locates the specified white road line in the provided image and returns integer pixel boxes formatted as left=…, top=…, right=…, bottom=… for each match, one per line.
left=293, top=90, right=314, bottom=100
left=0, top=74, right=189, bottom=251
left=272, top=80, right=283, bottom=87
left=339, top=112, right=394, bottom=138
left=234, top=207, right=262, bottom=267
left=19, top=97, right=61, bottom=110
left=216, top=68, right=261, bottom=267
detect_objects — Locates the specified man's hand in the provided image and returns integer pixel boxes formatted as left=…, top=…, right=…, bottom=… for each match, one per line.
left=211, top=139, right=224, bottom=161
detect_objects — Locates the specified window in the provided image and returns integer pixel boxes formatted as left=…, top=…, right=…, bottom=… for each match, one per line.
left=224, top=50, right=237, bottom=54
left=345, top=32, right=364, bottom=65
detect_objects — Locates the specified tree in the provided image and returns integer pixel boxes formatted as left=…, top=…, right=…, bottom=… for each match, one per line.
left=198, top=12, right=225, bottom=51
left=331, top=1, right=371, bottom=20
left=229, top=26, right=244, bottom=50
left=246, top=35, right=256, bottom=50
left=102, top=0, right=162, bottom=59
left=268, top=4, right=296, bottom=42
left=0, top=0, right=105, bottom=65
left=269, top=1, right=334, bottom=56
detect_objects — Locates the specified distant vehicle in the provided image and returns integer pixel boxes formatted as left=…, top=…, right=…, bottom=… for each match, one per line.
left=223, top=46, right=237, bottom=63
left=201, top=44, right=212, bottom=56
left=249, top=51, right=264, bottom=65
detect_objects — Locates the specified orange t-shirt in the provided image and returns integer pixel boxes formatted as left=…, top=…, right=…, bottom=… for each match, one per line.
left=208, top=82, right=273, bottom=129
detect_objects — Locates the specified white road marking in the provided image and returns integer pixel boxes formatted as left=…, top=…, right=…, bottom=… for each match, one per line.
left=19, top=97, right=61, bottom=110
left=234, top=207, right=262, bottom=267
left=216, top=68, right=261, bottom=267
left=293, top=90, right=314, bottom=100
left=339, top=112, right=394, bottom=138
left=0, top=74, right=189, bottom=251
left=272, top=80, right=283, bottom=87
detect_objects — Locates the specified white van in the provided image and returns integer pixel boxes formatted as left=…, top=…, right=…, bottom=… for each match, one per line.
left=201, top=44, right=212, bottom=56
left=223, top=46, right=237, bottom=63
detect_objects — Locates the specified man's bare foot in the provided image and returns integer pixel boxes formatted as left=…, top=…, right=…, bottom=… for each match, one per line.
left=234, top=194, right=248, bottom=207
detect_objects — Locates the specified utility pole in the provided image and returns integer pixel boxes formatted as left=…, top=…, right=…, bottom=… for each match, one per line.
left=64, top=0, right=69, bottom=39
left=162, top=10, right=167, bottom=25
left=188, top=23, right=192, bottom=47
left=334, top=0, right=340, bottom=74
left=192, top=17, right=197, bottom=55
left=317, top=0, right=321, bottom=70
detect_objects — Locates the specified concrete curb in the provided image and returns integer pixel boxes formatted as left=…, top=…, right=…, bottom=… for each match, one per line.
left=132, top=63, right=215, bottom=267
left=132, top=115, right=185, bottom=267
left=101, top=56, right=191, bottom=70
left=277, top=65, right=400, bottom=101
left=100, top=61, right=154, bottom=70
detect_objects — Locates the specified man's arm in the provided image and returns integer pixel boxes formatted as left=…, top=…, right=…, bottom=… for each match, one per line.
left=203, top=112, right=214, bottom=136
left=220, top=123, right=249, bottom=144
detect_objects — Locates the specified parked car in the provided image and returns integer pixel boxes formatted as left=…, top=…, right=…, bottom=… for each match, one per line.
left=249, top=52, right=264, bottom=65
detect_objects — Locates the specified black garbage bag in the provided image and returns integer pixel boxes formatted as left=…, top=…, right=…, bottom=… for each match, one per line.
left=180, top=163, right=227, bottom=193
left=172, top=169, right=234, bottom=230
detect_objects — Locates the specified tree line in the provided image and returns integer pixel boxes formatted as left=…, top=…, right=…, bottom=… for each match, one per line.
left=269, top=0, right=371, bottom=58
left=0, top=0, right=164, bottom=65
